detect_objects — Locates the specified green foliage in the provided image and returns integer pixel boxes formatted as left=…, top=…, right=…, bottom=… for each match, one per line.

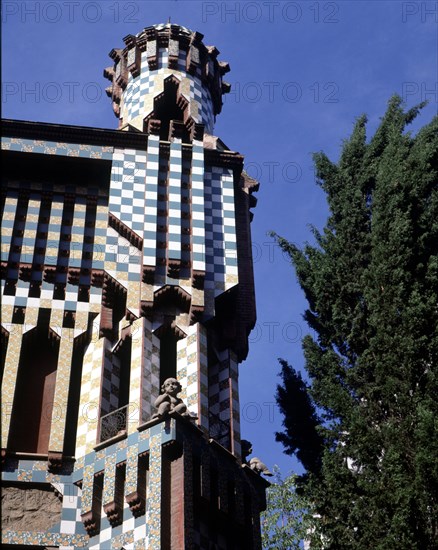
left=275, top=359, right=324, bottom=476
left=270, top=97, right=438, bottom=549
left=261, top=467, right=320, bottom=550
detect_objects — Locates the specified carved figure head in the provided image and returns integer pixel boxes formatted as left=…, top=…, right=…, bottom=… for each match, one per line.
left=161, top=377, right=182, bottom=397
left=241, top=439, right=253, bottom=458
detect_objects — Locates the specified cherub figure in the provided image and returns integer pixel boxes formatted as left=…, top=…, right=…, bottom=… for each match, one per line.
left=241, top=439, right=253, bottom=464
left=152, top=377, right=189, bottom=419
left=249, top=457, right=273, bottom=477
left=241, top=439, right=273, bottom=476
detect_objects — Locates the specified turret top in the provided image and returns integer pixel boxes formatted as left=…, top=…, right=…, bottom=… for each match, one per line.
left=104, top=23, right=231, bottom=138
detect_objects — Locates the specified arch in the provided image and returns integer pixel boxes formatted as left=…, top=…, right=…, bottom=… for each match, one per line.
left=155, top=322, right=186, bottom=388
left=8, top=326, right=60, bottom=454
left=143, top=76, right=194, bottom=141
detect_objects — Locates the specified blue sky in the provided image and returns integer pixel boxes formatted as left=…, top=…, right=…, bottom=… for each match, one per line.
left=2, top=1, right=437, bottom=475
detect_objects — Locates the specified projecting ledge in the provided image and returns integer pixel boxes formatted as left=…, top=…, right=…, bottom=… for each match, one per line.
left=94, top=430, right=127, bottom=452
left=137, top=410, right=200, bottom=435
left=208, top=437, right=239, bottom=464
left=241, top=463, right=271, bottom=512
left=137, top=416, right=165, bottom=432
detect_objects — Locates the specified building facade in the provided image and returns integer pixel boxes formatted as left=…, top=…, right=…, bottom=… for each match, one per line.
left=1, top=23, right=268, bottom=549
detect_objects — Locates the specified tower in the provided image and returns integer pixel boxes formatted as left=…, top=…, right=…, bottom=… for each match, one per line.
left=1, top=23, right=268, bottom=549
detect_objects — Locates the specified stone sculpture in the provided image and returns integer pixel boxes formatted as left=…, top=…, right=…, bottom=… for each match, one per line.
left=241, top=439, right=273, bottom=476
left=241, top=439, right=253, bottom=464
left=249, top=457, right=273, bottom=477
left=152, top=377, right=190, bottom=418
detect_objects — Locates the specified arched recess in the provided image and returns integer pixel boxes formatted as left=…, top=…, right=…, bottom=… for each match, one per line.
left=155, top=322, right=187, bottom=387
left=112, top=324, right=132, bottom=411
left=143, top=76, right=193, bottom=141
left=158, top=330, right=178, bottom=386
left=63, top=331, right=90, bottom=457
left=8, top=325, right=60, bottom=454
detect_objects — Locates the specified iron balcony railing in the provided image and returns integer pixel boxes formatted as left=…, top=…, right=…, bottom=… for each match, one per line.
left=100, top=404, right=128, bottom=443
left=209, top=412, right=231, bottom=450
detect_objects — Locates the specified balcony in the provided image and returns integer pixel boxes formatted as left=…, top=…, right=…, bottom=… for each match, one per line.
left=209, top=412, right=231, bottom=450
left=99, top=405, right=128, bottom=443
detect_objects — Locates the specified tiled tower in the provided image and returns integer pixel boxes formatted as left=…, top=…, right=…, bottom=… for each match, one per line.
left=1, top=23, right=268, bottom=549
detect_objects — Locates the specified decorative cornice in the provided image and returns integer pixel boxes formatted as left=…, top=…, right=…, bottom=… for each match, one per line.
left=125, top=490, right=146, bottom=517
left=48, top=451, right=63, bottom=472
left=1, top=119, right=149, bottom=151
left=2, top=120, right=247, bottom=174
left=81, top=510, right=99, bottom=537
left=1, top=261, right=105, bottom=290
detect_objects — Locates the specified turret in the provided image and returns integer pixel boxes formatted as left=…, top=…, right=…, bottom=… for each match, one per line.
left=104, top=23, right=231, bottom=138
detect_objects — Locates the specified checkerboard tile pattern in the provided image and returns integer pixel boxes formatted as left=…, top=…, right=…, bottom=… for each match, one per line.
left=120, top=48, right=215, bottom=134
left=229, top=351, right=241, bottom=459
left=191, top=139, right=206, bottom=273
left=221, top=170, right=239, bottom=286
left=0, top=132, right=250, bottom=466
left=47, top=194, right=65, bottom=268
left=1, top=179, right=105, bottom=311
left=208, top=359, right=220, bottom=419
left=2, top=136, right=246, bottom=457
left=176, top=324, right=209, bottom=432
left=1, top=295, right=100, bottom=330
left=141, top=320, right=161, bottom=423
left=21, top=196, right=40, bottom=267
left=2, top=66, right=257, bottom=540
left=1, top=137, right=113, bottom=160
left=59, top=483, right=86, bottom=538
left=104, top=227, right=142, bottom=317
left=128, top=317, right=144, bottom=431
left=168, top=139, right=183, bottom=264
left=204, top=166, right=239, bottom=297
left=109, top=148, right=147, bottom=238
left=143, top=135, right=159, bottom=269
left=75, top=331, right=105, bottom=458
left=208, top=348, right=241, bottom=455
left=1, top=194, right=17, bottom=263
left=70, top=198, right=87, bottom=269
left=101, top=337, right=121, bottom=417
left=204, top=171, right=221, bottom=287
left=69, top=426, right=168, bottom=548
left=2, top=392, right=243, bottom=549
left=177, top=325, right=194, bottom=413
left=198, top=325, right=209, bottom=432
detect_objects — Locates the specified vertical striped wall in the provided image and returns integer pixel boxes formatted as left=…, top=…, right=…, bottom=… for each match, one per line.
left=1, top=135, right=247, bottom=459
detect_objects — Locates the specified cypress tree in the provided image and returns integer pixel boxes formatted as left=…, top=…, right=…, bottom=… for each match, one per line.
left=271, top=97, right=438, bottom=549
